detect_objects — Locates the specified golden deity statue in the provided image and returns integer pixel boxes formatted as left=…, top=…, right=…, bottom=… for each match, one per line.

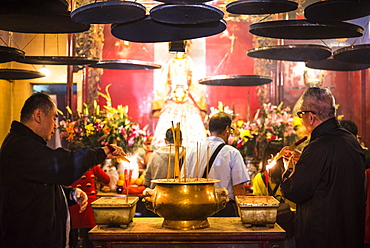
left=151, top=51, right=207, bottom=149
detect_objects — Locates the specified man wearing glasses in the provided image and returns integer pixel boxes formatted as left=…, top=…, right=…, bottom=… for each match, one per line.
left=183, top=112, right=249, bottom=217
left=281, top=87, right=365, bottom=248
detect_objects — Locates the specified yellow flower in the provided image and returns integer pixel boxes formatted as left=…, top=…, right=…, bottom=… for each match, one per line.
left=66, top=133, right=74, bottom=142
left=237, top=120, right=244, bottom=128
left=85, top=123, right=95, bottom=137
left=103, top=125, right=111, bottom=134
left=66, top=123, right=74, bottom=134
left=240, top=129, right=251, bottom=141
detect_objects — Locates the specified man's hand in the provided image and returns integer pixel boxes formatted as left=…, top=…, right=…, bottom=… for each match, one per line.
left=72, top=188, right=88, bottom=213
left=103, top=145, right=129, bottom=161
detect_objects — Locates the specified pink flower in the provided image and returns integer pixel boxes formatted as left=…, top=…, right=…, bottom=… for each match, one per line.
left=128, top=136, right=135, bottom=146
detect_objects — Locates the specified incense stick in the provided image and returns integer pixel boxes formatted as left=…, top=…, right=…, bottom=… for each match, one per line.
left=174, top=123, right=180, bottom=179
left=196, top=142, right=199, bottom=180
left=167, top=144, right=171, bottom=180
left=183, top=147, right=187, bottom=182
left=206, top=145, right=210, bottom=180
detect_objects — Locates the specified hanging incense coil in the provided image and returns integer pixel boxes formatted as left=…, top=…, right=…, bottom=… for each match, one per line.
left=333, top=44, right=370, bottom=64
left=226, top=0, right=298, bottom=15
left=111, top=15, right=226, bottom=43
left=247, top=44, right=331, bottom=62
left=150, top=4, right=224, bottom=25
left=71, top=1, right=146, bottom=24
left=306, top=58, right=370, bottom=71
left=304, top=0, right=370, bottom=22
left=199, top=74, right=272, bottom=86
left=249, top=20, right=363, bottom=40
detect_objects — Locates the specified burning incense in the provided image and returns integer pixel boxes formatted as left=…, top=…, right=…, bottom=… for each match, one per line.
left=273, top=136, right=308, bottom=162
left=266, top=136, right=308, bottom=170
left=173, top=123, right=181, bottom=178
left=196, top=142, right=199, bottom=180
left=167, top=144, right=172, bottom=179
left=206, top=145, right=210, bottom=179
left=124, top=169, right=133, bottom=203
left=107, top=144, right=130, bottom=162
left=183, top=147, right=187, bottom=182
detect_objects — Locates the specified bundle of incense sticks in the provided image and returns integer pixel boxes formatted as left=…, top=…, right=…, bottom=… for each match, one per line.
left=271, top=136, right=308, bottom=162
left=107, top=144, right=130, bottom=162
left=170, top=122, right=182, bottom=179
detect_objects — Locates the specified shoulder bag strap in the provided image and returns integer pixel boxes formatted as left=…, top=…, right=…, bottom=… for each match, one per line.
left=202, top=143, right=226, bottom=178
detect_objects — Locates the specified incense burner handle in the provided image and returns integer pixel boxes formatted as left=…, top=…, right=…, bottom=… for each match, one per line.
left=142, top=188, right=157, bottom=213
left=215, top=187, right=229, bottom=213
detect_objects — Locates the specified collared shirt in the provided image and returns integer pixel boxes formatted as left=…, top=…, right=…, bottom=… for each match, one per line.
left=183, top=136, right=249, bottom=199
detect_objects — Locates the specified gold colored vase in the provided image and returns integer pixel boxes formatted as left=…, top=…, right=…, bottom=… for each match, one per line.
left=143, top=178, right=228, bottom=230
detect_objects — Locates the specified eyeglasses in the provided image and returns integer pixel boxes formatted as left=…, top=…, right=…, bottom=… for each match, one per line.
left=297, top=111, right=316, bottom=118
left=228, top=126, right=234, bottom=134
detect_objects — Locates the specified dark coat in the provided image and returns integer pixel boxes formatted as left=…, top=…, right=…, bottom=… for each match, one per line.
left=0, top=121, right=106, bottom=248
left=281, top=117, right=366, bottom=248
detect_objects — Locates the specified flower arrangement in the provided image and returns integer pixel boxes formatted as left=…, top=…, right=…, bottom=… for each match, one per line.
left=231, top=102, right=300, bottom=159
left=58, top=85, right=148, bottom=153
left=208, top=101, right=236, bottom=119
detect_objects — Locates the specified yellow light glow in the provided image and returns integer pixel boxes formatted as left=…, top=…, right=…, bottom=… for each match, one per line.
left=40, top=65, right=49, bottom=77
left=266, top=159, right=277, bottom=171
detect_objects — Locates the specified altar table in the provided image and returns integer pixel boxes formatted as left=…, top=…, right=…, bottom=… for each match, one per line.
left=89, top=217, right=285, bottom=248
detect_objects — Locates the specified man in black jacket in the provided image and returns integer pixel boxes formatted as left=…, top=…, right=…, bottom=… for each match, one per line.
left=0, top=93, right=125, bottom=248
left=281, top=87, right=365, bottom=248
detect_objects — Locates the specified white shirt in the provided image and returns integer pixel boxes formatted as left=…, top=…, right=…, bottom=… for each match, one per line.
left=183, top=136, right=250, bottom=199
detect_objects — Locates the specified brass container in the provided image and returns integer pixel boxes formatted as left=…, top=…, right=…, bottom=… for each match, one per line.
left=235, top=196, right=280, bottom=228
left=143, top=178, right=229, bottom=230
left=92, top=196, right=139, bottom=228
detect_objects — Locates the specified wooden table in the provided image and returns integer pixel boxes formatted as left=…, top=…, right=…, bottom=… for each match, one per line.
left=89, top=217, right=285, bottom=248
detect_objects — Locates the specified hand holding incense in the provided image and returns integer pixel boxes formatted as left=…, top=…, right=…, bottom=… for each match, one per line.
left=107, top=144, right=130, bottom=162
left=271, top=136, right=308, bottom=162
